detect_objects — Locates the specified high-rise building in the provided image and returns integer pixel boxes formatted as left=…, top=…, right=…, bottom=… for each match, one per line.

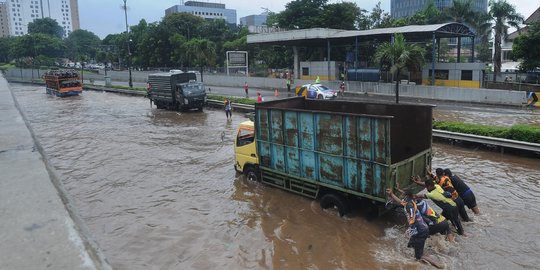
left=240, top=13, right=268, bottom=27
left=0, top=1, right=10, bottom=37
left=2, top=0, right=80, bottom=37
left=165, top=1, right=237, bottom=26
left=391, top=0, right=487, bottom=19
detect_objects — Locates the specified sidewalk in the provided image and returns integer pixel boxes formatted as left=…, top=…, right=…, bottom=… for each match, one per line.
left=0, top=75, right=110, bottom=270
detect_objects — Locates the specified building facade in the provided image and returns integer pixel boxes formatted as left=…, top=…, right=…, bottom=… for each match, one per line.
left=2, top=0, right=79, bottom=37
left=165, top=1, right=237, bottom=26
left=240, top=13, right=267, bottom=27
left=391, top=0, right=487, bottom=19
left=0, top=1, right=10, bottom=37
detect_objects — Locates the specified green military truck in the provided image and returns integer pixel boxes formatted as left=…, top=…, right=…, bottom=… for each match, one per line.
left=147, top=71, right=206, bottom=111
left=234, top=97, right=433, bottom=216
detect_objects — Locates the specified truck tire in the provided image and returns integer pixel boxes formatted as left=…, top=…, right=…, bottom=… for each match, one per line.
left=320, top=193, right=350, bottom=217
left=244, top=166, right=260, bottom=182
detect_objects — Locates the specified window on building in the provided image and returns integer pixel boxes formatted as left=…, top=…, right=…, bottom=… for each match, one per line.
left=461, top=70, right=473, bottom=81
left=302, top=67, right=309, bottom=76
left=429, top=69, right=449, bottom=80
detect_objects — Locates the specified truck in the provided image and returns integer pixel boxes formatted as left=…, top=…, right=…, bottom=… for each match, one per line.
left=43, top=69, right=82, bottom=97
left=147, top=71, right=206, bottom=111
left=234, top=97, right=433, bottom=216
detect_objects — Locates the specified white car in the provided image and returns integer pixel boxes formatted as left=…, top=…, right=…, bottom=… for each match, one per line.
left=298, top=84, right=338, bottom=99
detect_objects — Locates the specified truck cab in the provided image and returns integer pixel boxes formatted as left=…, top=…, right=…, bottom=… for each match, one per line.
left=234, top=121, right=259, bottom=181
left=147, top=72, right=207, bottom=111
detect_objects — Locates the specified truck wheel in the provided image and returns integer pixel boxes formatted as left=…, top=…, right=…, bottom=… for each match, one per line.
left=320, top=193, right=350, bottom=217
left=244, top=166, right=260, bottom=182
left=198, top=106, right=204, bottom=112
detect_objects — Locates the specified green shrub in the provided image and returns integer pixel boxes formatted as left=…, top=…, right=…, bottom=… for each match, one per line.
left=507, top=125, right=540, bottom=144
left=433, top=120, right=540, bottom=144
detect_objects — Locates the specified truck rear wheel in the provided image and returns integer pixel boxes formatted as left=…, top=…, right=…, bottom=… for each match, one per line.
left=244, top=166, right=260, bottom=182
left=320, top=193, right=349, bottom=217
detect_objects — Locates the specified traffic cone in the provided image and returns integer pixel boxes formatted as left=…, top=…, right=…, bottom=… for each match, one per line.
left=274, top=88, right=279, bottom=97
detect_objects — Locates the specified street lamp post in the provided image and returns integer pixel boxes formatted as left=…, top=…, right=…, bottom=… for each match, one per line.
left=123, top=0, right=133, bottom=88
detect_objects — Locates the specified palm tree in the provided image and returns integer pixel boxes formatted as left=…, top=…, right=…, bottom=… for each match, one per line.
left=443, top=0, right=476, bottom=24
left=375, top=33, right=425, bottom=103
left=489, top=0, right=523, bottom=81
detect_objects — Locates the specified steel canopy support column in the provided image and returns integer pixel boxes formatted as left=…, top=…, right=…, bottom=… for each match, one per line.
left=457, top=36, right=462, bottom=63
left=355, top=36, right=358, bottom=81
left=431, top=32, right=436, bottom=86
left=327, top=39, right=331, bottom=81
left=437, top=37, right=441, bottom=62
left=471, top=37, right=475, bottom=62
left=293, top=46, right=299, bottom=80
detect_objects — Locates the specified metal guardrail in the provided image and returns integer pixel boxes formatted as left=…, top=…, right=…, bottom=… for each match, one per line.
left=207, top=100, right=540, bottom=154
left=433, top=129, right=540, bottom=153
left=207, top=99, right=254, bottom=112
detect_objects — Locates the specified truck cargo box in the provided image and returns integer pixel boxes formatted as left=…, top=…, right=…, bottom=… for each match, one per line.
left=254, top=97, right=433, bottom=202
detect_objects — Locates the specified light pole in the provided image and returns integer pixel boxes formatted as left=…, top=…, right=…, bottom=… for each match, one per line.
left=123, top=0, right=133, bottom=88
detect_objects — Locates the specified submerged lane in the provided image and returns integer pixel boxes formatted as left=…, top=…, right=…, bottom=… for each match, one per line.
left=11, top=84, right=540, bottom=270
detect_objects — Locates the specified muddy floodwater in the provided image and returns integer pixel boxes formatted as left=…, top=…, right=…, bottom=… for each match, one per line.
left=10, top=84, right=540, bottom=270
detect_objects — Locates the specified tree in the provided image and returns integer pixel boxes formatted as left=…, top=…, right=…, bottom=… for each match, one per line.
left=374, top=33, right=425, bottom=103
left=10, top=33, right=63, bottom=68
left=0, top=37, right=15, bottom=63
left=512, top=21, right=540, bottom=71
left=320, top=2, right=361, bottom=30
left=442, top=0, right=476, bottom=24
left=27, top=18, right=64, bottom=38
left=489, top=0, right=523, bottom=80
left=369, top=2, right=393, bottom=28
left=64, top=29, right=101, bottom=61
left=275, top=0, right=328, bottom=29
left=183, top=38, right=217, bottom=68
left=471, top=12, right=493, bottom=62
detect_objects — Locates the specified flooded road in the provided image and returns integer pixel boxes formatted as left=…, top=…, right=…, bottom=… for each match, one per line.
left=10, top=84, right=540, bottom=270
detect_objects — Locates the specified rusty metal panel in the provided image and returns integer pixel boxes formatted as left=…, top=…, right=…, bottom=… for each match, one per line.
left=344, top=158, right=358, bottom=190
left=284, top=111, right=298, bottom=147
left=344, top=116, right=357, bottom=158
left=316, top=114, right=344, bottom=156
left=299, top=112, right=314, bottom=151
left=271, top=144, right=286, bottom=171
left=319, top=155, right=344, bottom=186
left=270, top=110, right=283, bottom=144
left=373, top=119, right=390, bottom=165
left=257, top=109, right=269, bottom=142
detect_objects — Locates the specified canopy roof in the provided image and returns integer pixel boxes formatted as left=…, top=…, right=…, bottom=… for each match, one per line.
left=247, top=23, right=475, bottom=47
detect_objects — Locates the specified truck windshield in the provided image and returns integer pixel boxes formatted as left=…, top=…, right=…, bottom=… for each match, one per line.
left=182, top=84, right=205, bottom=95
left=237, top=128, right=254, bottom=147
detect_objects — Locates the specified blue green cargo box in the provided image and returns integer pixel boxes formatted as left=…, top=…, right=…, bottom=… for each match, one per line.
left=254, top=97, right=433, bottom=203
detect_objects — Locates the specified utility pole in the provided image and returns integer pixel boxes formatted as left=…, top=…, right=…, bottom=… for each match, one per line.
left=123, top=0, right=133, bottom=88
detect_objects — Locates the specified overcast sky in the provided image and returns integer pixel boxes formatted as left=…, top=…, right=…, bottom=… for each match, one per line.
left=79, top=0, right=534, bottom=39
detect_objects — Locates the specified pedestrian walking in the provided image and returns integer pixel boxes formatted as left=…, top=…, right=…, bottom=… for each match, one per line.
left=287, top=79, right=291, bottom=92
left=339, top=81, right=345, bottom=97
left=257, top=92, right=263, bottom=103
left=224, top=98, right=232, bottom=119
left=244, top=82, right=249, bottom=98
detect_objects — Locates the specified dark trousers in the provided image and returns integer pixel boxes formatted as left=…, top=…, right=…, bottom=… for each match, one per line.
left=441, top=206, right=464, bottom=235
left=455, top=196, right=470, bottom=222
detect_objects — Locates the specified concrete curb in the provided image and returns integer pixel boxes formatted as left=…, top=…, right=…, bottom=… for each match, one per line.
left=2, top=75, right=112, bottom=270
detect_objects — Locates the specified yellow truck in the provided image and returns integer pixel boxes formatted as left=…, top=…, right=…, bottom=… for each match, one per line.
left=234, top=97, right=433, bottom=216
